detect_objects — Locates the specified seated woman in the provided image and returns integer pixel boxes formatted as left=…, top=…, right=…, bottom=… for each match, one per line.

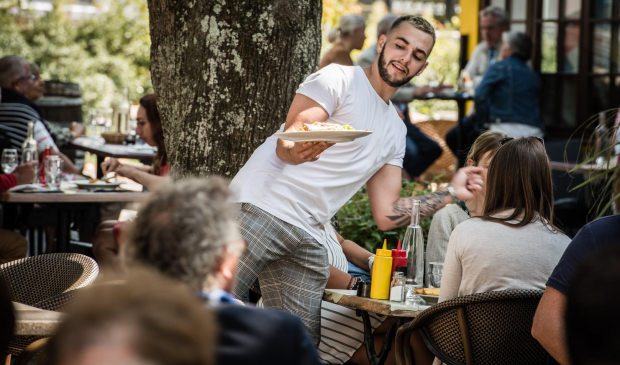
left=319, top=14, right=366, bottom=69
left=101, top=93, right=168, bottom=191
left=408, top=137, right=572, bottom=365
left=93, top=94, right=168, bottom=271
left=426, top=131, right=506, bottom=269
left=440, top=137, right=570, bottom=301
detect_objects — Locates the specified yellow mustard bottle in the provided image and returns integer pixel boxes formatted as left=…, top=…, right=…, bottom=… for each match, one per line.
left=370, top=239, right=393, bottom=300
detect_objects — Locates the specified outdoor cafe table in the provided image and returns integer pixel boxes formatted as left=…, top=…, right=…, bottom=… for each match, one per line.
left=70, top=137, right=156, bottom=177
left=13, top=301, right=63, bottom=336
left=323, top=288, right=432, bottom=365
left=1, top=186, right=150, bottom=253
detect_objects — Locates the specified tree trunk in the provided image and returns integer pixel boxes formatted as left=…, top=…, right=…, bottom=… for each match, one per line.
left=146, top=0, right=322, bottom=177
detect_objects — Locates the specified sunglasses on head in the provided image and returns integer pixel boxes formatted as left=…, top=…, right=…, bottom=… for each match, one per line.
left=499, top=136, right=544, bottom=146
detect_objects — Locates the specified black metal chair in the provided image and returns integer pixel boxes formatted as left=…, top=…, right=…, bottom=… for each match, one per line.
left=395, top=289, right=554, bottom=365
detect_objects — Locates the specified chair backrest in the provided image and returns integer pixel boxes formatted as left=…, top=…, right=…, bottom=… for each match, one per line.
left=0, top=103, right=41, bottom=153
left=396, top=289, right=552, bottom=365
left=0, top=253, right=99, bottom=310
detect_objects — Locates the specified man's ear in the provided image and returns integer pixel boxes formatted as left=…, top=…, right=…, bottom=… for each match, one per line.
left=377, top=34, right=387, bottom=53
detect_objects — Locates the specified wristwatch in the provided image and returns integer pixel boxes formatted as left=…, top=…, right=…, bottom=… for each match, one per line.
left=446, top=184, right=460, bottom=203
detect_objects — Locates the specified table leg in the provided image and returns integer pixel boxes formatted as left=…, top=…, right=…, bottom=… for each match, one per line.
left=358, top=309, right=401, bottom=365
left=56, top=210, right=70, bottom=253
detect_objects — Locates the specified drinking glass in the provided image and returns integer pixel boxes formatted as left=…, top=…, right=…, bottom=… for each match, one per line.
left=45, top=156, right=63, bottom=189
left=1, top=149, right=18, bottom=173
left=429, top=262, right=444, bottom=288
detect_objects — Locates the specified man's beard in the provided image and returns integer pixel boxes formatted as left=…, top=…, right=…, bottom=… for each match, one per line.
left=377, top=47, right=417, bottom=88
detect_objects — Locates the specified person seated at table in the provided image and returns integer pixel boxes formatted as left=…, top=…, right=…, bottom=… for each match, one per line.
left=315, top=223, right=394, bottom=365
left=43, top=268, right=217, bottom=365
left=406, top=137, right=571, bottom=365
left=426, top=131, right=506, bottom=267
left=93, top=94, right=168, bottom=270
left=0, top=55, right=81, bottom=175
left=0, top=161, right=36, bottom=265
left=123, top=177, right=322, bottom=365
left=445, top=32, right=544, bottom=165
left=25, top=62, right=84, bottom=148
left=319, top=14, right=366, bottom=69
left=564, top=244, right=620, bottom=365
left=439, top=137, right=570, bottom=301
left=101, top=93, right=168, bottom=191
left=531, top=214, right=620, bottom=365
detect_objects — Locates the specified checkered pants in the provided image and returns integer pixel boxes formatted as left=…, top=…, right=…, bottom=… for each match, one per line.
left=233, top=203, right=329, bottom=343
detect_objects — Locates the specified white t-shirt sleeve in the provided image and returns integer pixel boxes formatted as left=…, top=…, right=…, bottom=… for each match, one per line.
left=387, top=131, right=405, bottom=167
left=34, top=121, right=59, bottom=153
left=295, top=64, right=347, bottom=117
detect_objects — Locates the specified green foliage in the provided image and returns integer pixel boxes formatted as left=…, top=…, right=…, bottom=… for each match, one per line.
left=0, top=0, right=151, bottom=117
left=570, top=108, right=620, bottom=217
left=336, top=180, right=434, bottom=252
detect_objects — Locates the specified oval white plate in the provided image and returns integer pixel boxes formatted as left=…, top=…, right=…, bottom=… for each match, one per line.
left=274, top=130, right=372, bottom=143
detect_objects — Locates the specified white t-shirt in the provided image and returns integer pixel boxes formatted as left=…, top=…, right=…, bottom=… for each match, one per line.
left=231, top=64, right=406, bottom=243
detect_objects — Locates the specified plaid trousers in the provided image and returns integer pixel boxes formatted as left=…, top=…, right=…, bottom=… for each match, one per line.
left=233, top=203, right=329, bottom=343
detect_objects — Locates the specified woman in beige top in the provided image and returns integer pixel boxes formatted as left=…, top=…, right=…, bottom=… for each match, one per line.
left=319, top=14, right=366, bottom=69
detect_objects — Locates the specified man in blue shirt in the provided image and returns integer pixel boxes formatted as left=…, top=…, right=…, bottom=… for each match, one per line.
left=446, top=31, right=544, bottom=164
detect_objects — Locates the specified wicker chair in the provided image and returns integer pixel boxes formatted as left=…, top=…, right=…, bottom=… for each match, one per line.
left=0, top=253, right=99, bottom=357
left=395, top=289, right=553, bottom=365
left=413, top=119, right=457, bottom=182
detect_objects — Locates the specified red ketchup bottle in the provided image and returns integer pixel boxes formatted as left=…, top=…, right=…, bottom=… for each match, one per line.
left=391, top=239, right=407, bottom=277
left=38, top=146, right=52, bottom=186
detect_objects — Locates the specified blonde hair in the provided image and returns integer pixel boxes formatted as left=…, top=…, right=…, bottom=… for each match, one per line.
left=327, top=14, right=365, bottom=43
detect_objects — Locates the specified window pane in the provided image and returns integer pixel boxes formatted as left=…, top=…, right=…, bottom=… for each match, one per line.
left=540, top=75, right=558, bottom=127
left=543, top=0, right=558, bottom=20
left=592, top=23, right=611, bottom=74
left=563, top=22, right=580, bottom=73
left=490, top=0, right=504, bottom=9
left=590, top=77, right=610, bottom=114
left=561, top=77, right=578, bottom=127
left=542, top=22, right=558, bottom=73
left=511, top=23, right=526, bottom=33
left=511, top=1, right=526, bottom=21
left=617, top=27, right=620, bottom=73
left=565, top=0, right=581, bottom=19
left=592, top=0, right=612, bottom=18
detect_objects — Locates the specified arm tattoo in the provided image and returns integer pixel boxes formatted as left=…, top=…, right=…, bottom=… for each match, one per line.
left=388, top=190, right=451, bottom=227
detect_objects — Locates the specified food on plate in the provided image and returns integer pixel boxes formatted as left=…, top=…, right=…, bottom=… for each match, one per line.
left=295, top=121, right=354, bottom=132
left=414, top=287, right=440, bottom=296
left=88, top=178, right=111, bottom=184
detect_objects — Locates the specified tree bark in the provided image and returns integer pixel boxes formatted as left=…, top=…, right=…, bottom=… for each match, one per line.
left=146, top=0, right=322, bottom=177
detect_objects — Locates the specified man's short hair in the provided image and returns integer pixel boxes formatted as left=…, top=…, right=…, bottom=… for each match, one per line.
left=388, top=15, right=436, bottom=49
left=480, top=6, right=509, bottom=25
left=44, top=268, right=216, bottom=365
left=0, top=55, right=28, bottom=89
left=124, top=176, right=242, bottom=291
